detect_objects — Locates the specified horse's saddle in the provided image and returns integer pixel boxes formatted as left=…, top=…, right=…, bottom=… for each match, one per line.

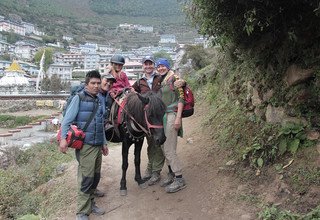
left=105, top=90, right=130, bottom=142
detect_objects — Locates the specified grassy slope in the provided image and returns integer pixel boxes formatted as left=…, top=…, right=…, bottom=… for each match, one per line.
left=0, top=0, right=196, bottom=45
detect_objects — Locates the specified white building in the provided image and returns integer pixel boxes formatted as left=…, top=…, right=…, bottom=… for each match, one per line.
left=0, top=40, right=10, bottom=53
left=14, top=41, right=36, bottom=61
left=122, top=61, right=142, bottom=79
left=119, top=23, right=134, bottom=30
left=61, top=53, right=84, bottom=67
left=84, top=53, right=100, bottom=70
left=22, top=22, right=35, bottom=34
left=47, top=63, right=73, bottom=81
left=79, top=43, right=98, bottom=54
left=63, top=35, right=73, bottom=41
left=0, top=60, right=12, bottom=70
left=97, top=44, right=114, bottom=53
left=0, top=20, right=26, bottom=36
left=136, top=25, right=153, bottom=33
left=159, top=34, right=176, bottom=44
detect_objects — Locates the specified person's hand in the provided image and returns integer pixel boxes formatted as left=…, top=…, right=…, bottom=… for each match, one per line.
left=110, top=92, right=116, bottom=99
left=174, top=79, right=186, bottom=88
left=106, top=64, right=113, bottom=74
left=59, top=139, right=68, bottom=154
left=102, top=144, right=109, bottom=156
left=174, top=116, right=182, bottom=130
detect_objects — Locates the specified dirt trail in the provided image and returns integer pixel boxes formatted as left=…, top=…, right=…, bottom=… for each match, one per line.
left=56, top=104, right=258, bottom=220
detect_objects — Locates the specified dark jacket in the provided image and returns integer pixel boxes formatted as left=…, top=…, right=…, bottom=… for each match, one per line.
left=132, top=74, right=162, bottom=94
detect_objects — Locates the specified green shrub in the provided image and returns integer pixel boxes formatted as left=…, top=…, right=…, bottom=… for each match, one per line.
left=258, top=205, right=320, bottom=220
left=0, top=142, right=73, bottom=219
left=0, top=115, right=47, bottom=128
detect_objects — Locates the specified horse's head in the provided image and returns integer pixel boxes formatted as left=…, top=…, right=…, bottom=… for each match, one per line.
left=140, top=92, right=166, bottom=145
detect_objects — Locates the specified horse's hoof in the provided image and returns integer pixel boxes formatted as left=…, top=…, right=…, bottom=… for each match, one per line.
left=139, top=182, right=148, bottom=189
left=120, top=189, right=127, bottom=196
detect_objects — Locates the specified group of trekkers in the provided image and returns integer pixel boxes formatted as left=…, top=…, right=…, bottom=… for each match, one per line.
left=59, top=54, right=187, bottom=220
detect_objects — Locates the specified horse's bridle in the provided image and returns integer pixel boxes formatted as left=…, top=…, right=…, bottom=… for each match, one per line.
left=114, top=96, right=164, bottom=137
left=143, top=104, right=164, bottom=136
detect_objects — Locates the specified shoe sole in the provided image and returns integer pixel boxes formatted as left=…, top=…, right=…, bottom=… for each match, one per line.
left=160, top=179, right=174, bottom=187
left=148, top=178, right=160, bottom=186
left=142, top=176, right=151, bottom=181
left=166, top=184, right=187, bottom=193
left=92, top=211, right=105, bottom=216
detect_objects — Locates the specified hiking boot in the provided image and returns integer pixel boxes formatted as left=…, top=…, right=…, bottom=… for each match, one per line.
left=148, top=172, right=161, bottom=186
left=142, top=169, right=152, bottom=181
left=93, top=189, right=105, bottom=197
left=76, top=213, right=89, bottom=220
left=160, top=172, right=174, bottom=187
left=91, top=203, right=105, bottom=216
left=165, top=177, right=186, bottom=193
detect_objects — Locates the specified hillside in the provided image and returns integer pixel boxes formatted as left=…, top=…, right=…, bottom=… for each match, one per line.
left=0, top=0, right=198, bottom=47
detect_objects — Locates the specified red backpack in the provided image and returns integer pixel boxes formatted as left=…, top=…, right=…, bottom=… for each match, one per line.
left=167, top=75, right=195, bottom=118
left=181, top=85, right=195, bottom=118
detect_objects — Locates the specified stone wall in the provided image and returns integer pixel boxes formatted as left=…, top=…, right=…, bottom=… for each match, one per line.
left=0, top=100, right=62, bottom=113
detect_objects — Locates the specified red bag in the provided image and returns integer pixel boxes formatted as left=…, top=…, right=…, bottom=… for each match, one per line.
left=181, top=85, right=195, bottom=118
left=57, top=125, right=86, bottom=149
left=168, top=75, right=195, bottom=118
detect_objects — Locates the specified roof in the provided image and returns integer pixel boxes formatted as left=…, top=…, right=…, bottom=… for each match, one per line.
left=4, top=61, right=25, bottom=73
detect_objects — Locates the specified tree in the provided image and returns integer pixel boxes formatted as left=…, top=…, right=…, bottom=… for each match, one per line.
left=181, top=45, right=210, bottom=70
left=0, top=53, right=11, bottom=61
left=42, top=35, right=57, bottom=44
left=185, top=0, right=320, bottom=69
left=50, top=74, right=62, bottom=93
left=4, top=32, right=21, bottom=44
left=153, top=51, right=173, bottom=67
left=33, top=48, right=54, bottom=72
left=41, top=76, right=51, bottom=92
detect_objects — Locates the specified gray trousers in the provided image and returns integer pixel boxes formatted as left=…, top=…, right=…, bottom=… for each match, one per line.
left=161, top=112, right=183, bottom=176
left=75, top=144, right=102, bottom=215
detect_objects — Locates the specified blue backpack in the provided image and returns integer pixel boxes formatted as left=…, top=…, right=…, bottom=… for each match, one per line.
left=62, top=84, right=85, bottom=116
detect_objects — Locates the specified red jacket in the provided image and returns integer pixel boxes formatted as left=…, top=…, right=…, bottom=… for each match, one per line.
left=109, top=71, right=131, bottom=97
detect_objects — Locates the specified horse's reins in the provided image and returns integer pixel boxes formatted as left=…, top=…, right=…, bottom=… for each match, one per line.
left=113, top=95, right=163, bottom=136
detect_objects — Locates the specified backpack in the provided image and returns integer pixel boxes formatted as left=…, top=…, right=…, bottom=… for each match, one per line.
left=62, top=84, right=85, bottom=116
left=181, top=85, right=195, bottom=118
left=167, top=75, right=195, bottom=118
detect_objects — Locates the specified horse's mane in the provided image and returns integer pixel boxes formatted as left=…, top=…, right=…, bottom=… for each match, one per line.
left=125, top=91, right=166, bottom=124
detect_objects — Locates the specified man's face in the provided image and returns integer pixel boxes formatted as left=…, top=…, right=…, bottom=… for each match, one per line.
left=86, top=78, right=101, bottom=96
left=101, top=77, right=113, bottom=92
left=156, top=64, right=169, bottom=75
left=111, top=63, right=123, bottom=73
left=143, top=61, right=155, bottom=75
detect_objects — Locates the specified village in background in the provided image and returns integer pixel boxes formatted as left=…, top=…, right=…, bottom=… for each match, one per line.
left=0, top=14, right=206, bottom=95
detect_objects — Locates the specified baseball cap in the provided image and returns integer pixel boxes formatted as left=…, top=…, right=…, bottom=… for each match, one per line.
left=101, top=73, right=116, bottom=82
left=142, top=55, right=155, bottom=63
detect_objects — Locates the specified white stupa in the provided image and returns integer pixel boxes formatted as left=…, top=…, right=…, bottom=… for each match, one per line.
left=0, top=61, right=30, bottom=86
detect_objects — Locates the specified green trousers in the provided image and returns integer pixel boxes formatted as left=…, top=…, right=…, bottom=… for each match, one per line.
left=146, top=136, right=165, bottom=173
left=75, top=144, right=102, bottom=215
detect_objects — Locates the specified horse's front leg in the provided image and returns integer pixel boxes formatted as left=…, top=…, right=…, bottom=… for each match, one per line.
left=120, top=141, right=129, bottom=196
left=134, top=139, right=148, bottom=189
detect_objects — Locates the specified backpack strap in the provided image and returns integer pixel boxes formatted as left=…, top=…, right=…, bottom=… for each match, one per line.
left=82, top=98, right=99, bottom=132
